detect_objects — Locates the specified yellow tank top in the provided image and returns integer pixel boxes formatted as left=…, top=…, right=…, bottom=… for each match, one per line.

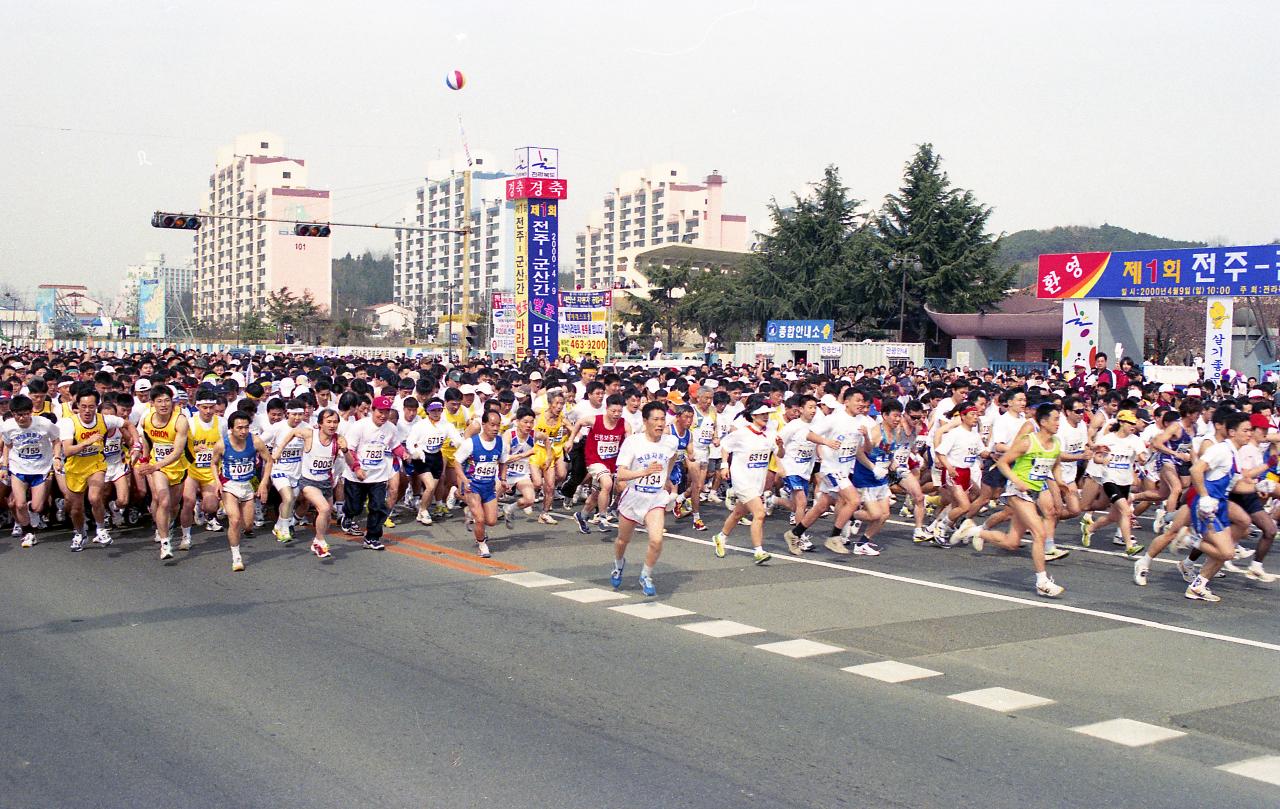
left=187, top=414, right=221, bottom=471
left=442, top=407, right=470, bottom=457
left=536, top=412, right=570, bottom=450
left=144, top=411, right=183, bottom=466
left=65, top=413, right=106, bottom=473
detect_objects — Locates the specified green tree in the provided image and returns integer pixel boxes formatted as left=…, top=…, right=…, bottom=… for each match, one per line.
left=238, top=310, right=273, bottom=342
left=872, top=143, right=1012, bottom=344
left=622, top=261, right=694, bottom=350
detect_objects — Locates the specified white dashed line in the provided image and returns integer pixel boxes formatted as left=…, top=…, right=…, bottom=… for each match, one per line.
left=1071, top=718, right=1187, bottom=747
left=680, top=619, right=767, bottom=638
left=609, top=602, right=695, bottom=620
left=948, top=687, right=1055, bottom=712
left=1216, top=755, right=1280, bottom=786
left=492, top=572, right=574, bottom=588
left=843, top=661, right=943, bottom=683
left=754, top=639, right=844, bottom=658
left=553, top=588, right=630, bottom=603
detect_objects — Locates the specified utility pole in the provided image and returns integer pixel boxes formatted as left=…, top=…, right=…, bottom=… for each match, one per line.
left=459, top=169, right=472, bottom=361
left=888, top=253, right=922, bottom=343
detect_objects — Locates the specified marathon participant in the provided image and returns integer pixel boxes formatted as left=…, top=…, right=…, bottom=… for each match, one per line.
left=532, top=390, right=570, bottom=524
left=137, top=385, right=192, bottom=560
left=405, top=398, right=463, bottom=526
left=265, top=399, right=307, bottom=542
left=183, top=387, right=226, bottom=533
left=339, top=395, right=401, bottom=550
left=1, top=395, right=61, bottom=547
left=60, top=386, right=136, bottom=551
left=572, top=394, right=626, bottom=534
left=501, top=406, right=540, bottom=529
left=782, top=387, right=869, bottom=557
left=776, top=394, right=820, bottom=550
left=611, top=401, right=679, bottom=597
left=454, top=409, right=507, bottom=558
left=710, top=400, right=777, bottom=564
left=209, top=411, right=273, bottom=572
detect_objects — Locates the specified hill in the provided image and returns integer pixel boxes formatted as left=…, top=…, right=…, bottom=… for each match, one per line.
left=997, top=225, right=1207, bottom=287
left=332, top=251, right=394, bottom=315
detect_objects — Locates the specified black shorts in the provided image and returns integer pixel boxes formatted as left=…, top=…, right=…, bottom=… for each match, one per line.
left=980, top=463, right=1005, bottom=489
left=1229, top=491, right=1265, bottom=515
left=1102, top=482, right=1131, bottom=503
left=412, top=454, right=444, bottom=479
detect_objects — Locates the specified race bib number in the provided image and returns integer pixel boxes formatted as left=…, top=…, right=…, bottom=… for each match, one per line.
left=77, top=444, right=101, bottom=457
left=311, top=458, right=334, bottom=473
left=747, top=451, right=771, bottom=469
left=1030, top=457, right=1055, bottom=481
left=362, top=447, right=385, bottom=466
left=17, top=445, right=42, bottom=460
left=794, top=446, right=814, bottom=463
left=424, top=436, right=444, bottom=453
left=473, top=461, right=498, bottom=481
left=227, top=460, right=254, bottom=478
left=597, top=438, right=620, bottom=459
left=154, top=444, right=176, bottom=461
left=634, top=471, right=663, bottom=493
left=195, top=449, right=214, bottom=468
left=892, top=448, right=911, bottom=468
left=507, top=459, right=528, bottom=477
left=837, top=439, right=857, bottom=464
left=280, top=446, right=303, bottom=463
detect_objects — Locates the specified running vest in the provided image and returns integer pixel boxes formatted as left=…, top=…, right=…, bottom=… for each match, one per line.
left=465, top=434, right=504, bottom=485
left=505, top=429, right=535, bottom=479
left=221, top=435, right=257, bottom=483
left=186, top=414, right=221, bottom=474
left=1011, top=435, right=1061, bottom=492
left=144, top=411, right=182, bottom=466
left=64, top=414, right=106, bottom=475
left=300, top=432, right=339, bottom=482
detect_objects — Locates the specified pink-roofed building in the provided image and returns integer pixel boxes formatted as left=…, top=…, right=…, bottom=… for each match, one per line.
left=573, top=165, right=749, bottom=292
left=193, top=132, right=332, bottom=325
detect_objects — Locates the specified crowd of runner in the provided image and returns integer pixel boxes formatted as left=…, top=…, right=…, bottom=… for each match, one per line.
left=1, top=347, right=1277, bottom=603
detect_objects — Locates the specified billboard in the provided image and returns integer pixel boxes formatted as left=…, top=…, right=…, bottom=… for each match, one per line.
left=1204, top=297, right=1233, bottom=379
left=491, top=292, right=516, bottom=355
left=558, top=290, right=610, bottom=358
left=527, top=200, right=559, bottom=359
left=1037, top=244, right=1280, bottom=299
left=513, top=200, right=528, bottom=357
left=138, top=278, right=166, bottom=339
left=513, top=146, right=559, bottom=179
left=1060, top=299, right=1099, bottom=371
left=765, top=320, right=834, bottom=343
left=33, top=287, right=58, bottom=339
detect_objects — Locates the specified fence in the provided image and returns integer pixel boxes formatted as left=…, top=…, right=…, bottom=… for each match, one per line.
left=7, top=339, right=448, bottom=359
left=989, top=361, right=1053, bottom=375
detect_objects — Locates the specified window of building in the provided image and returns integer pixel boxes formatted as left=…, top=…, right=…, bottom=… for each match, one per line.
left=260, top=142, right=269, bottom=149
left=282, top=171, right=291, bottom=179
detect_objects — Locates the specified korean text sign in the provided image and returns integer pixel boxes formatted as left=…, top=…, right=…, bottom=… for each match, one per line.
left=765, top=320, right=834, bottom=343
left=527, top=200, right=560, bottom=359
left=1037, top=245, right=1280, bottom=299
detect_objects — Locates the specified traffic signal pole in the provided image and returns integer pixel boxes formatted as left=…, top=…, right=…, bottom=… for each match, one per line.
left=460, top=169, right=472, bottom=361
left=153, top=210, right=463, bottom=236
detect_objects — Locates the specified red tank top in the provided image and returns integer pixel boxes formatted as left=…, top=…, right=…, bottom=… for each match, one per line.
left=584, top=415, right=626, bottom=471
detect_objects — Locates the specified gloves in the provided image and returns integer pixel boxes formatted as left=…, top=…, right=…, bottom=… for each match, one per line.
left=1196, top=496, right=1218, bottom=517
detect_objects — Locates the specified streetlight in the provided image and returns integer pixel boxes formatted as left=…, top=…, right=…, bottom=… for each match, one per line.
left=2, top=293, right=16, bottom=342
left=888, top=253, right=922, bottom=342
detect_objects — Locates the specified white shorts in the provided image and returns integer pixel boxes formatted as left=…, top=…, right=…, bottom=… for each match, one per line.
left=105, top=462, right=129, bottom=483
left=618, top=487, right=668, bottom=524
left=818, top=470, right=853, bottom=495
left=858, top=484, right=890, bottom=503
left=271, top=470, right=301, bottom=492
left=690, top=445, right=711, bottom=464
left=224, top=480, right=256, bottom=502
left=586, top=463, right=614, bottom=484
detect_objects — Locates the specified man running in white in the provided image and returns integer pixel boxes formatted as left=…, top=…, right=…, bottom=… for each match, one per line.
left=611, top=401, right=678, bottom=597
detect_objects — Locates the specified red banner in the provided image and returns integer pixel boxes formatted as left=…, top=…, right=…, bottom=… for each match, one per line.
left=505, top=177, right=568, bottom=201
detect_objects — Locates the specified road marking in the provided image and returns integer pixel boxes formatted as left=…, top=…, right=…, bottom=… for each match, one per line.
left=1072, top=718, right=1186, bottom=747
left=553, top=588, right=630, bottom=603
left=842, top=661, right=942, bottom=683
left=609, top=602, right=695, bottom=620
left=680, top=619, right=766, bottom=638
left=949, top=687, right=1055, bottom=712
left=493, top=571, right=574, bottom=588
left=385, top=534, right=522, bottom=571
left=882, top=518, right=1180, bottom=565
left=626, top=522, right=1280, bottom=654
left=1216, top=755, right=1280, bottom=786
left=384, top=545, right=496, bottom=576
left=755, top=639, right=844, bottom=658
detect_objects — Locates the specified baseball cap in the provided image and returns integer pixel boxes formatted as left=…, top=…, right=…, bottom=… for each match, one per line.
left=819, top=394, right=840, bottom=410
left=528, top=371, right=543, bottom=381
left=134, top=378, right=152, bottom=392
left=426, top=400, right=444, bottom=411
left=1185, top=387, right=1203, bottom=398
left=1248, top=389, right=1266, bottom=399
left=1158, top=383, right=1175, bottom=393
left=372, top=395, right=394, bottom=411
left=475, top=382, right=494, bottom=396
left=751, top=404, right=774, bottom=416
left=1250, top=413, right=1271, bottom=430
left=460, top=384, right=476, bottom=395
left=1116, top=410, right=1138, bottom=424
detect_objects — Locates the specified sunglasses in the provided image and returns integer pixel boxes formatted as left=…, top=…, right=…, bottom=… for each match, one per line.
left=1071, top=409, right=1086, bottom=414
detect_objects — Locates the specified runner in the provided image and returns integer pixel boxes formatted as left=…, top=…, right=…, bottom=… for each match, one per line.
left=782, top=387, right=869, bottom=557
left=266, top=399, right=307, bottom=542
left=183, top=387, right=225, bottom=533
left=208, top=411, right=273, bottom=572
left=776, top=394, right=820, bottom=551
left=611, top=401, right=679, bottom=596
left=405, top=398, right=463, bottom=526
left=710, top=401, right=777, bottom=564
left=1, top=395, right=61, bottom=547
left=59, top=386, right=136, bottom=550
left=339, top=395, right=401, bottom=550
left=501, top=406, right=540, bottom=528
left=572, top=393, right=627, bottom=534
left=136, top=385, right=191, bottom=560
left=454, top=409, right=507, bottom=558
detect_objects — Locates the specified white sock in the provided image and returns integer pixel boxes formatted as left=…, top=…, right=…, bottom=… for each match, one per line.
left=1035, top=571, right=1050, bottom=585
left=640, top=563, right=653, bottom=578
left=231, top=546, right=242, bottom=561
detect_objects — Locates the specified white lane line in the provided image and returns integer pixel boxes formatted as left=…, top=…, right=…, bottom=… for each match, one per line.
left=755, top=639, right=843, bottom=658
left=843, top=661, right=943, bottom=683
left=680, top=619, right=766, bottom=638
left=492, top=572, right=574, bottom=588
left=613, top=521, right=1280, bottom=655
left=553, top=588, right=630, bottom=603
left=882, top=517, right=1180, bottom=565
left=949, top=687, right=1055, bottom=712
left=1072, top=718, right=1186, bottom=747
left=1216, top=755, right=1280, bottom=786
left=609, top=602, right=695, bottom=620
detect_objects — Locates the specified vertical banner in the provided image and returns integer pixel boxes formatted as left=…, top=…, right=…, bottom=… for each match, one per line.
left=137, top=278, right=167, bottom=339
left=33, top=287, right=58, bottom=339
left=1204, top=296, right=1233, bottom=381
left=513, top=199, right=529, bottom=359
left=558, top=290, right=611, bottom=358
left=1060, top=299, right=1099, bottom=371
left=527, top=200, right=560, bottom=360
left=491, top=291, right=516, bottom=355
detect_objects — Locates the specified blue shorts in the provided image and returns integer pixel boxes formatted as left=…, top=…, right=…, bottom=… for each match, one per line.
left=980, top=463, right=1005, bottom=489
left=781, top=475, right=811, bottom=497
left=469, top=481, right=497, bottom=504
left=13, top=472, right=48, bottom=488
left=1190, top=495, right=1230, bottom=537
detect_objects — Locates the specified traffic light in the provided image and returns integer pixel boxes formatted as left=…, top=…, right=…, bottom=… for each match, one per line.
left=151, top=212, right=201, bottom=230
left=294, top=224, right=331, bottom=237
left=465, top=323, right=479, bottom=350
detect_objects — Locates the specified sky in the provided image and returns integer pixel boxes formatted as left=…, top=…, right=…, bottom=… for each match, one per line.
left=2, top=0, right=1278, bottom=309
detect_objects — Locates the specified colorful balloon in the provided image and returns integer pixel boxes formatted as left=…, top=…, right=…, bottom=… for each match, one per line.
left=445, top=70, right=466, bottom=90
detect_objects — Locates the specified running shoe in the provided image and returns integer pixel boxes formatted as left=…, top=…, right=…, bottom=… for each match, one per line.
left=1111, top=531, right=1126, bottom=547
left=93, top=528, right=113, bottom=547
left=1133, top=556, right=1150, bottom=586
left=1233, top=545, right=1255, bottom=561
left=69, top=533, right=86, bottom=552
left=274, top=526, right=293, bottom=543
left=362, top=537, right=386, bottom=551
left=610, top=564, right=624, bottom=589
left=1245, top=563, right=1278, bottom=583
left=501, top=504, right=514, bottom=530
left=596, top=517, right=616, bottom=533
left=851, top=542, right=881, bottom=557
left=1222, top=560, right=1246, bottom=575
left=1043, top=546, right=1070, bottom=561
left=1184, top=582, right=1221, bottom=602
left=383, top=517, right=396, bottom=529
left=739, top=515, right=753, bottom=526
left=673, top=498, right=692, bottom=519
left=844, top=520, right=864, bottom=541
left=476, top=541, right=491, bottom=558
left=899, top=503, right=913, bottom=518
left=205, top=518, right=222, bottom=532
left=1124, top=543, right=1145, bottom=557
left=574, top=511, right=591, bottom=534
left=824, top=536, right=851, bottom=555
left=968, top=524, right=983, bottom=552
left=638, top=573, right=656, bottom=597
left=538, top=512, right=557, bottom=525
left=1079, top=513, right=1093, bottom=547
left=111, top=509, right=125, bottom=528
left=311, top=539, right=332, bottom=559
left=705, top=490, right=721, bottom=503
left=417, top=511, right=435, bottom=526
left=1036, top=577, right=1064, bottom=598
left=798, top=535, right=815, bottom=552
left=342, top=520, right=366, bottom=537
left=1171, top=528, right=1194, bottom=554
left=446, top=490, right=458, bottom=511
left=912, top=528, right=933, bottom=544
left=1152, top=508, right=1167, bottom=534
left=692, top=517, right=707, bottom=532
left=433, top=503, right=449, bottom=518
left=10, top=523, right=22, bottom=537
left=712, top=532, right=727, bottom=558
left=753, top=548, right=772, bottom=564
left=232, top=557, right=245, bottom=572
left=178, top=535, right=192, bottom=551
left=785, top=531, right=804, bottom=556
left=159, top=539, right=174, bottom=561
left=1176, top=558, right=1197, bottom=583
left=20, top=533, right=37, bottom=548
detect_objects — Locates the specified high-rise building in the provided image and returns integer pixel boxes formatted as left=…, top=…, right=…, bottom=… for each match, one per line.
left=392, top=151, right=515, bottom=329
left=193, top=132, right=332, bottom=325
left=573, top=164, right=748, bottom=291
left=119, top=252, right=193, bottom=322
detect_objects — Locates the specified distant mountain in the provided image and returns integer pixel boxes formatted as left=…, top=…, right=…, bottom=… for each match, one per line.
left=332, top=251, right=394, bottom=315
left=997, top=225, right=1207, bottom=287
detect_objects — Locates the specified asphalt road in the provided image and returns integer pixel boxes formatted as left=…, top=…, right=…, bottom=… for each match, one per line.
left=2, top=498, right=1277, bottom=809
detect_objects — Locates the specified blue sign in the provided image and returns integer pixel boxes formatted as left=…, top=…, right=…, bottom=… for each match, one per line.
left=1038, top=244, right=1280, bottom=299
left=527, top=200, right=560, bottom=359
left=766, top=320, right=834, bottom=343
